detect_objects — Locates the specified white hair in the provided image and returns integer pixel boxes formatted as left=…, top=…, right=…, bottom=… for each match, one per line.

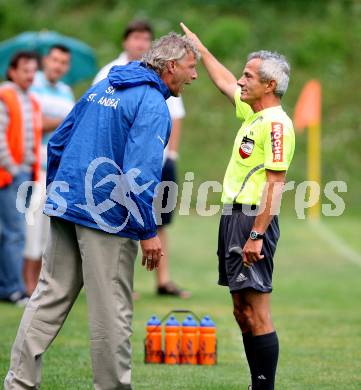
left=247, top=50, right=291, bottom=98
left=142, top=32, right=200, bottom=75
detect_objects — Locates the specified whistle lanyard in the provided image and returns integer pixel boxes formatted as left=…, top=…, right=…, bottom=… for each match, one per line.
left=242, top=115, right=263, bottom=137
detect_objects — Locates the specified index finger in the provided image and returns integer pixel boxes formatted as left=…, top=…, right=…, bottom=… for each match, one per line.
left=242, top=253, right=250, bottom=265
left=180, top=22, right=196, bottom=38
left=180, top=22, right=190, bottom=34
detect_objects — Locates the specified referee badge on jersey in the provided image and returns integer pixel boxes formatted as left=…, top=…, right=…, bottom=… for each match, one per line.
left=239, top=136, right=255, bottom=159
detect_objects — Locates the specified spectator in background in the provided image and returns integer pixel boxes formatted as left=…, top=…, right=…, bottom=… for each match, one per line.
left=94, top=20, right=190, bottom=298
left=23, top=44, right=74, bottom=295
left=0, top=51, right=41, bottom=306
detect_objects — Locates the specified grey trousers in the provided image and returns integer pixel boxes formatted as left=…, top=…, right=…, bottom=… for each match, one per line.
left=4, top=217, right=138, bottom=390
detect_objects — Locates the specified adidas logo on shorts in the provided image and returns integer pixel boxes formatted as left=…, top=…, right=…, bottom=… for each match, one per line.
left=236, top=272, right=248, bottom=282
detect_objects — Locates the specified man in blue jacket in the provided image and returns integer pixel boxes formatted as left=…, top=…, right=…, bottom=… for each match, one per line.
left=5, top=33, right=199, bottom=390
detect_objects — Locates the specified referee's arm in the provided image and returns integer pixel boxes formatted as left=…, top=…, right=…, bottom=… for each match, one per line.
left=242, top=169, right=286, bottom=266
left=180, top=23, right=238, bottom=104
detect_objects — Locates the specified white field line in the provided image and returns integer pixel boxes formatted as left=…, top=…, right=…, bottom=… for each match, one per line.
left=309, top=220, right=361, bottom=268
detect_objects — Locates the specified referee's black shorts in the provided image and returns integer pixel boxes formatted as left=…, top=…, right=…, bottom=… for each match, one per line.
left=217, top=204, right=280, bottom=293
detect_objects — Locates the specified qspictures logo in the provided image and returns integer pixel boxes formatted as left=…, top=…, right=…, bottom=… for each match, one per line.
left=74, top=157, right=153, bottom=233
left=16, top=157, right=348, bottom=232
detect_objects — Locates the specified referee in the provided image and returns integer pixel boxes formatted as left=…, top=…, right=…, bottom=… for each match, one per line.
left=181, top=23, right=295, bottom=389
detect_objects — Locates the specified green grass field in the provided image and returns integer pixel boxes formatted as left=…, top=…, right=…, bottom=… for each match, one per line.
left=0, top=2, right=360, bottom=388
left=1, top=213, right=361, bottom=389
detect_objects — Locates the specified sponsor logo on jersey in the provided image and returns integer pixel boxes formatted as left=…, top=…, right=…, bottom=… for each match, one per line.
left=271, top=122, right=283, bottom=162
left=239, top=136, right=255, bottom=159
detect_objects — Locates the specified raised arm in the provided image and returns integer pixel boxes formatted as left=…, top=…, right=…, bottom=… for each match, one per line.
left=180, top=22, right=238, bottom=104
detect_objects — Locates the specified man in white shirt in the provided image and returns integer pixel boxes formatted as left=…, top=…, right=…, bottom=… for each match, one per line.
left=93, top=20, right=190, bottom=298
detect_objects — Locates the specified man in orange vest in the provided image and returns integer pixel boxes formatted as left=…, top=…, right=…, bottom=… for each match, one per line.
left=0, top=51, right=42, bottom=306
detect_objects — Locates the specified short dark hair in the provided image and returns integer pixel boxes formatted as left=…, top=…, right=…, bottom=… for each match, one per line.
left=123, top=19, right=154, bottom=41
left=6, top=51, right=39, bottom=80
left=48, top=44, right=71, bottom=55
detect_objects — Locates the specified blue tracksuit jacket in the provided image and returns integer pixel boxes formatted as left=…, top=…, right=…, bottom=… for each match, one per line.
left=44, top=62, right=172, bottom=240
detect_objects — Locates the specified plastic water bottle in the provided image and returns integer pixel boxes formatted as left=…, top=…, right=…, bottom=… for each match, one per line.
left=164, top=316, right=180, bottom=364
left=181, top=315, right=198, bottom=365
left=199, top=315, right=217, bottom=365
left=145, top=315, right=162, bottom=363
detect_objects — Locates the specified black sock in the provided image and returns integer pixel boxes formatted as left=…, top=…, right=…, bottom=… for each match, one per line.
left=242, top=332, right=257, bottom=386
left=252, top=331, right=279, bottom=390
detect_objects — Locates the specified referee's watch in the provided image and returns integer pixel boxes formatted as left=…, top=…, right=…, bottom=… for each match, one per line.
left=249, top=231, right=265, bottom=240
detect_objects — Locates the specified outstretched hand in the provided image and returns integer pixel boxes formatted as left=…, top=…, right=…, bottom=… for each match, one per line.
left=180, top=22, right=206, bottom=52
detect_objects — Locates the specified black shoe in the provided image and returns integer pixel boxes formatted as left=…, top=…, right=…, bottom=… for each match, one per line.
left=157, top=281, right=191, bottom=299
left=0, top=291, right=29, bottom=307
